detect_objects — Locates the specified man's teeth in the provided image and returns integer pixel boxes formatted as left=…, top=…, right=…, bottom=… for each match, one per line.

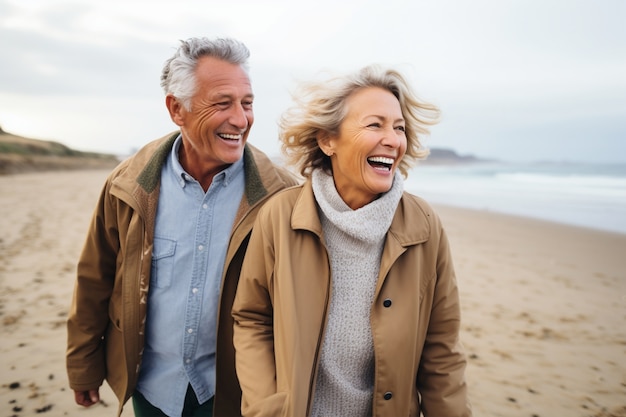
left=220, top=134, right=240, bottom=140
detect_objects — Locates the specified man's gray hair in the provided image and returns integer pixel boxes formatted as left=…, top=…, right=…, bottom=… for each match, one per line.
left=160, top=37, right=250, bottom=110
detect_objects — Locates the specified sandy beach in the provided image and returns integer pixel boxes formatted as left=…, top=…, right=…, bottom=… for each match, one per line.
left=1, top=169, right=625, bottom=417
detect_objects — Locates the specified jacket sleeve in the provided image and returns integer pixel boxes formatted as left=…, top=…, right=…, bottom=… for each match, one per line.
left=66, top=178, right=119, bottom=391
left=417, top=221, right=472, bottom=416
left=232, top=210, right=286, bottom=417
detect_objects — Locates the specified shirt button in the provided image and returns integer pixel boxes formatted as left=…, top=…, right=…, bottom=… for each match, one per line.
left=203, top=203, right=208, bottom=209
left=187, top=328, right=193, bottom=334
left=198, top=245, right=204, bottom=251
left=192, top=288, right=199, bottom=294
left=383, top=299, right=392, bottom=308
left=185, top=358, right=191, bottom=364
left=384, top=392, right=393, bottom=400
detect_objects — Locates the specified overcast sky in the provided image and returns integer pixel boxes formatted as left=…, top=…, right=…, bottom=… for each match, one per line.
left=1, top=0, right=625, bottom=163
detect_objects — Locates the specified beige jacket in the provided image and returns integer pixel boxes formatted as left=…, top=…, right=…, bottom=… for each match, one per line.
left=233, top=179, right=471, bottom=417
left=66, top=132, right=298, bottom=416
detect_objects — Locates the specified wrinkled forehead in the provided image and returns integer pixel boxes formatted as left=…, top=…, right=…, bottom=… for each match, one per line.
left=196, top=57, right=253, bottom=97
left=344, top=87, right=403, bottom=120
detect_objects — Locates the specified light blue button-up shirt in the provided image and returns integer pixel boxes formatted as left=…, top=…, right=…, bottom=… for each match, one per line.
left=136, top=135, right=244, bottom=416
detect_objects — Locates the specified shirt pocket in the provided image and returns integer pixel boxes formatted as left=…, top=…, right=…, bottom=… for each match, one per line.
left=150, top=237, right=177, bottom=288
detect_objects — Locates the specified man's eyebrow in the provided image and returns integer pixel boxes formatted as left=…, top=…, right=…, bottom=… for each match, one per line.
left=212, top=92, right=255, bottom=100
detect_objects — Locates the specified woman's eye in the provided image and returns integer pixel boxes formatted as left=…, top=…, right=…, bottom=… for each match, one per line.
left=395, top=125, right=406, bottom=132
left=367, top=123, right=381, bottom=128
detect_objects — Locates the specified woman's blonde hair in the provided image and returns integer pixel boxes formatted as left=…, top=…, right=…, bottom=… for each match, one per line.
left=279, top=64, right=440, bottom=178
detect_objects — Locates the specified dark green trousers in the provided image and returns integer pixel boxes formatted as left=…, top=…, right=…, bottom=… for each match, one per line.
left=132, top=385, right=214, bottom=417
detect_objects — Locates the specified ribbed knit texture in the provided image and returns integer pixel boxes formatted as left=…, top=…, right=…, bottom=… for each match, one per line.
left=310, top=168, right=404, bottom=417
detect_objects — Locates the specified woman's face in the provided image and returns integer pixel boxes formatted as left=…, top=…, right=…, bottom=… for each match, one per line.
left=321, top=87, right=407, bottom=210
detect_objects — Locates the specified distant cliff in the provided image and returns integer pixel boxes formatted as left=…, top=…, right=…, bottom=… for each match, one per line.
left=421, top=147, right=486, bottom=165
left=0, top=127, right=120, bottom=175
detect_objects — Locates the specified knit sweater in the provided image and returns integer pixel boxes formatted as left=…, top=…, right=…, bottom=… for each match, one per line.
left=309, top=168, right=404, bottom=417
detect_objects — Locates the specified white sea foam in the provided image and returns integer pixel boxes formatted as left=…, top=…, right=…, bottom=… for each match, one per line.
left=406, top=162, right=626, bottom=234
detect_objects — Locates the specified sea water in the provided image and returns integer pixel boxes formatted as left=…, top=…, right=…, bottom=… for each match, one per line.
left=405, top=162, right=626, bottom=235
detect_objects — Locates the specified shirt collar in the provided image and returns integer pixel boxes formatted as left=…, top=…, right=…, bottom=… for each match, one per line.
left=169, top=134, right=244, bottom=188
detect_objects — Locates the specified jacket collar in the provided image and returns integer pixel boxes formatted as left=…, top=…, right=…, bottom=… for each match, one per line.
left=125, top=131, right=285, bottom=201
left=292, top=178, right=432, bottom=246
left=111, top=131, right=293, bottom=241
left=242, top=145, right=269, bottom=207
left=136, top=132, right=178, bottom=193
left=291, top=180, right=324, bottom=238
left=388, top=193, right=432, bottom=246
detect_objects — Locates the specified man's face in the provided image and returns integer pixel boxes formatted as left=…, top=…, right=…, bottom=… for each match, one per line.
left=169, top=56, right=254, bottom=175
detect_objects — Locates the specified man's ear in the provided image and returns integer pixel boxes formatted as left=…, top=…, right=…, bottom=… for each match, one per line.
left=165, top=95, right=185, bottom=127
left=316, top=131, right=335, bottom=157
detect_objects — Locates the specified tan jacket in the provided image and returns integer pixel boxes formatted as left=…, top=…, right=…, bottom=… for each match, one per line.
left=66, top=132, right=298, bottom=416
left=233, top=179, right=471, bottom=417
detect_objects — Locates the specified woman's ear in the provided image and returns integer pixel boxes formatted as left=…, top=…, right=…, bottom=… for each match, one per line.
left=316, top=131, right=335, bottom=157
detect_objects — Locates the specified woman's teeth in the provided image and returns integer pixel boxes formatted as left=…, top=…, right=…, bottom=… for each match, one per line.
left=367, top=156, right=394, bottom=170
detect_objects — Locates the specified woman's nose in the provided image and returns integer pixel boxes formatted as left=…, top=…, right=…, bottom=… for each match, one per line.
left=381, top=127, right=403, bottom=148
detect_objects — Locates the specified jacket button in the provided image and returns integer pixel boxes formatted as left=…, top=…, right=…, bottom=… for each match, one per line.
left=383, top=299, right=392, bottom=308
left=384, top=392, right=393, bottom=400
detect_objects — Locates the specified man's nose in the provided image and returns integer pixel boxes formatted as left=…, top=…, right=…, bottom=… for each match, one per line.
left=229, top=104, right=249, bottom=129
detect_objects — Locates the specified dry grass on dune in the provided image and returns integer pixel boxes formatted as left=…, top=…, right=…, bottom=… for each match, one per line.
left=0, top=128, right=120, bottom=175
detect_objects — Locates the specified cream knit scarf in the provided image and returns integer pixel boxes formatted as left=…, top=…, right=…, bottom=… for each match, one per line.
left=310, top=168, right=404, bottom=417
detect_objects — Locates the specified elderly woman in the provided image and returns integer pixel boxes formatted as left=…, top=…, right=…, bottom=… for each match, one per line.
left=232, top=65, right=471, bottom=417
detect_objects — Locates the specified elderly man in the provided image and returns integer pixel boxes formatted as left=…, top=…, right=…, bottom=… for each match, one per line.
left=66, top=37, right=298, bottom=417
